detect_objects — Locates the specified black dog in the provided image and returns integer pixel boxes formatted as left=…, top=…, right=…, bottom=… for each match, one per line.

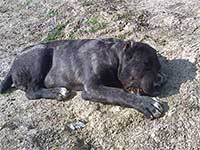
left=0, top=38, right=167, bottom=119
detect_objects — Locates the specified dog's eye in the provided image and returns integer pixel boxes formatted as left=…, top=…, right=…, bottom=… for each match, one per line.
left=144, top=60, right=152, bottom=65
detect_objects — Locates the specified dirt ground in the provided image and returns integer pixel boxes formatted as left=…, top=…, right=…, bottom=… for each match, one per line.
left=0, top=0, right=200, bottom=149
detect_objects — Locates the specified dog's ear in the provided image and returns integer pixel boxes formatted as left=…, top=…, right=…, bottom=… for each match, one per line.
left=121, top=40, right=135, bottom=61
left=122, top=40, right=135, bottom=52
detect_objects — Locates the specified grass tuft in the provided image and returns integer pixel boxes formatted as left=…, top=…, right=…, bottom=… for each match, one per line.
left=189, top=104, right=200, bottom=111
left=46, top=9, right=58, bottom=18
left=25, top=0, right=33, bottom=6
left=44, top=24, right=66, bottom=42
left=87, top=16, right=107, bottom=33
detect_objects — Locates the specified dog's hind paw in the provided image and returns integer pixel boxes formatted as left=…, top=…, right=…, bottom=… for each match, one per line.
left=57, top=87, right=71, bottom=101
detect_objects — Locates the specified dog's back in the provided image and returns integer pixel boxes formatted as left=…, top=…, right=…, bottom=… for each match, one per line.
left=0, top=38, right=118, bottom=93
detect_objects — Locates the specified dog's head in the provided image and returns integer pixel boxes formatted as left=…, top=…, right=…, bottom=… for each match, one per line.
left=118, top=40, right=163, bottom=96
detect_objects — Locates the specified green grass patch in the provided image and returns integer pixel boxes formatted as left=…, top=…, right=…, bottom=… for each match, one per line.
left=44, top=24, right=66, bottom=42
left=81, top=0, right=94, bottom=7
left=87, top=16, right=107, bottom=33
left=46, top=9, right=58, bottom=18
left=25, top=0, right=33, bottom=6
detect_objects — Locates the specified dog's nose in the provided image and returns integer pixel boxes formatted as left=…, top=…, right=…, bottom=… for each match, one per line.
left=154, top=72, right=168, bottom=88
left=149, top=72, right=168, bottom=97
left=154, top=82, right=161, bottom=88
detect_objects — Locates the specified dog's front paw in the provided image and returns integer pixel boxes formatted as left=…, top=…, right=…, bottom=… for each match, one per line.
left=57, top=87, right=71, bottom=101
left=138, top=97, right=164, bottom=119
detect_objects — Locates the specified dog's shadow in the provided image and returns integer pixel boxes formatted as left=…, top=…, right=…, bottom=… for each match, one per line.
left=158, top=55, right=197, bottom=98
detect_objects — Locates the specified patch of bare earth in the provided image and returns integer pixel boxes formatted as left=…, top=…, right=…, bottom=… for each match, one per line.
left=0, top=0, right=200, bottom=149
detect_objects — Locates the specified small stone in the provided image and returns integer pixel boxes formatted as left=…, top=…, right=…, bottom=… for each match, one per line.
left=68, top=120, right=86, bottom=131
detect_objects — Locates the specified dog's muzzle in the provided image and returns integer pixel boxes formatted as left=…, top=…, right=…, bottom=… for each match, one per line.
left=122, top=72, right=167, bottom=96
left=121, top=80, right=143, bottom=95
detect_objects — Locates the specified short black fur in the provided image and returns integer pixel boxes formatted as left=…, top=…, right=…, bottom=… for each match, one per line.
left=0, top=38, right=167, bottom=119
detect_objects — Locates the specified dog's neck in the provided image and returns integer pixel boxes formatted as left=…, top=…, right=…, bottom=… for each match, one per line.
left=110, top=41, right=126, bottom=80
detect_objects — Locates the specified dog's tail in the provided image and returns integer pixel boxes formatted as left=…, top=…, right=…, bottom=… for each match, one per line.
left=0, top=69, right=13, bottom=93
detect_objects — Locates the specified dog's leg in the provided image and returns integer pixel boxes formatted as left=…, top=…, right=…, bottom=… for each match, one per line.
left=82, top=85, right=164, bottom=119
left=0, top=71, right=13, bottom=93
left=25, top=87, right=70, bottom=101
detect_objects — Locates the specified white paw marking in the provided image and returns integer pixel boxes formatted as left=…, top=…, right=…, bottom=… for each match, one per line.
left=153, top=101, right=163, bottom=113
left=59, top=88, right=68, bottom=97
left=152, top=97, right=158, bottom=101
